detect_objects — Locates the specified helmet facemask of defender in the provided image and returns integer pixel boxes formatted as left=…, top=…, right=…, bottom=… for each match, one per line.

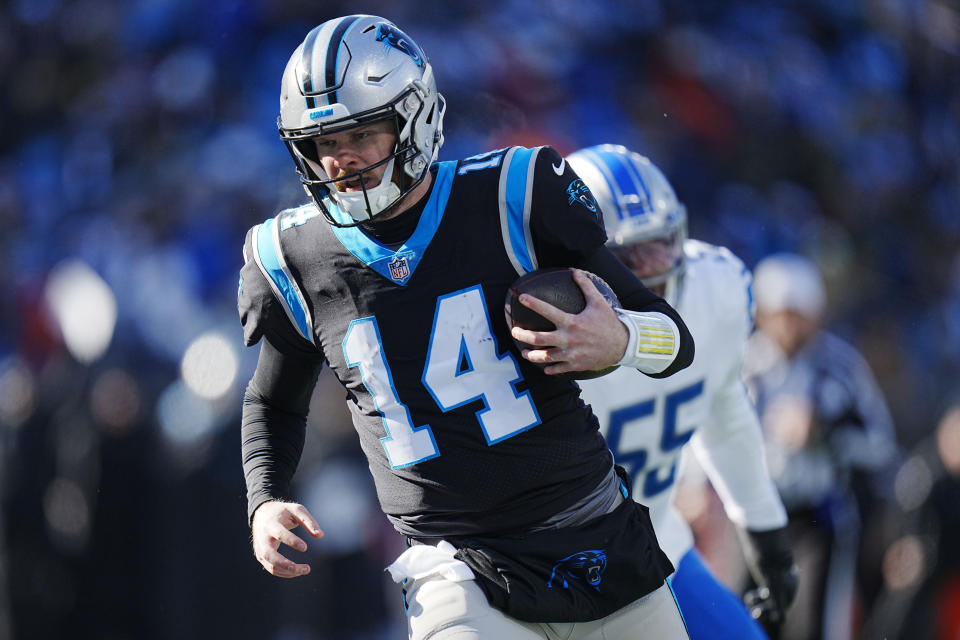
left=278, top=15, right=446, bottom=226
left=567, top=145, right=688, bottom=305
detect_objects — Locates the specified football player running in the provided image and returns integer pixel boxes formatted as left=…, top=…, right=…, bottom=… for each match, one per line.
left=238, top=16, right=695, bottom=640
left=570, top=145, right=798, bottom=640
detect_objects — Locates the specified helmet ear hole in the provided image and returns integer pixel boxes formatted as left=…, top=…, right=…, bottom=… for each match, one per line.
left=293, top=140, right=319, bottom=163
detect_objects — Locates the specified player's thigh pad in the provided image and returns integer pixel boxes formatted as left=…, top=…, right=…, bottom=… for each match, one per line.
left=539, top=582, right=689, bottom=640
left=595, top=582, right=689, bottom=640
left=670, top=549, right=767, bottom=640
left=405, top=574, right=545, bottom=640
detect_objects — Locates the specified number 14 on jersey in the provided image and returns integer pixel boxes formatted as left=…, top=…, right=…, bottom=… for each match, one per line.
left=343, top=285, right=540, bottom=468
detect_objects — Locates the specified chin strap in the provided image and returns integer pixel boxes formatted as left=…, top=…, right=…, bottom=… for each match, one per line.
left=333, top=157, right=402, bottom=222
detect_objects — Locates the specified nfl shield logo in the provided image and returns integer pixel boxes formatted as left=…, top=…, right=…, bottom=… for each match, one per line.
left=388, top=256, right=410, bottom=282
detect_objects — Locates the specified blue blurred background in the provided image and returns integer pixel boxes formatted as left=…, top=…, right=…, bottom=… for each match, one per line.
left=1, top=0, right=958, bottom=638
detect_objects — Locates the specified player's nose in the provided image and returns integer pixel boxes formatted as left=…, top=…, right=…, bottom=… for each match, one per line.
left=333, top=148, right=361, bottom=171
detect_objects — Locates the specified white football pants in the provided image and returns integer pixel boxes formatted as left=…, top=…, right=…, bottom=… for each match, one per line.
left=403, top=574, right=689, bottom=640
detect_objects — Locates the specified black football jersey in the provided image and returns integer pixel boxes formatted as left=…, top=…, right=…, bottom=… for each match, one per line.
left=239, top=146, right=621, bottom=537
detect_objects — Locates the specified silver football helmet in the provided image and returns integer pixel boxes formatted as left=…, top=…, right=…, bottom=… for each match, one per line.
left=567, top=144, right=688, bottom=303
left=278, top=15, right=446, bottom=226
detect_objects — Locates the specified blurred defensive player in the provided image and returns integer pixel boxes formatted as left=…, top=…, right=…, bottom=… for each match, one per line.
left=570, top=145, right=798, bottom=640
left=238, top=16, right=695, bottom=640
left=745, top=253, right=898, bottom=640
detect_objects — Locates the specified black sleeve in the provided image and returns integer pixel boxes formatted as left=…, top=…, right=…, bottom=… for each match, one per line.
left=578, top=244, right=694, bottom=378
left=528, top=146, right=609, bottom=267
left=241, top=337, right=324, bottom=526
left=237, top=225, right=326, bottom=525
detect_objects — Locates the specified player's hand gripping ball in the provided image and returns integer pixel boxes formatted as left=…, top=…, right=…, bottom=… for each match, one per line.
left=504, top=268, right=621, bottom=380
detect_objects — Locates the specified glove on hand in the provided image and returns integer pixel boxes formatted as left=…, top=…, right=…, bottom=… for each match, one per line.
left=738, top=526, right=799, bottom=629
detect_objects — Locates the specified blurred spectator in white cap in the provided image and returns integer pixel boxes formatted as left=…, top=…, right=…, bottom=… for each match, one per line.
left=743, top=253, right=899, bottom=640
left=752, top=253, right=826, bottom=358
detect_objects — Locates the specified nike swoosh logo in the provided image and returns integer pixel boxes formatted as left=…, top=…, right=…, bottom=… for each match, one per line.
left=367, top=70, right=394, bottom=83
left=552, top=158, right=566, bottom=175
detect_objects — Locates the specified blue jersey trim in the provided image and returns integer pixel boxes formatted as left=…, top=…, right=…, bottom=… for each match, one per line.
left=253, top=217, right=313, bottom=343
left=331, top=161, right=456, bottom=285
left=504, top=146, right=537, bottom=274
left=743, top=264, right=756, bottom=329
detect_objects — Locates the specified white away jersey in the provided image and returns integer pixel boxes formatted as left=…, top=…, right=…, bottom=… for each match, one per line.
left=579, top=240, right=787, bottom=564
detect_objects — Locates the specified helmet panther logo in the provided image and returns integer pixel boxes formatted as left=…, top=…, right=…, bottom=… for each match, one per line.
left=375, top=24, right=425, bottom=68
left=547, top=549, right=608, bottom=591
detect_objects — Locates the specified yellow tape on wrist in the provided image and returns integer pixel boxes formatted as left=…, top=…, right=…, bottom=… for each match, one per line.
left=615, top=309, right=679, bottom=374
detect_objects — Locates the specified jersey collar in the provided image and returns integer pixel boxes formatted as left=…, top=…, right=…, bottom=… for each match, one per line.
left=330, top=161, right=455, bottom=286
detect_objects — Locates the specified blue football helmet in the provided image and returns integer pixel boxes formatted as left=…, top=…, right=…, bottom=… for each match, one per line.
left=567, top=145, right=687, bottom=303
left=278, top=15, right=446, bottom=226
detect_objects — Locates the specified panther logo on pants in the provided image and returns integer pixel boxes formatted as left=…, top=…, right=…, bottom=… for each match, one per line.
left=547, top=549, right=608, bottom=591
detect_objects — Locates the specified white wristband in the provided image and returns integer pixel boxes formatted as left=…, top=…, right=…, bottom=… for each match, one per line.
left=615, top=309, right=680, bottom=374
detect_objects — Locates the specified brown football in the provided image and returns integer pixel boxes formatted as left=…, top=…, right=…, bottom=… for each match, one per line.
left=504, top=267, right=621, bottom=380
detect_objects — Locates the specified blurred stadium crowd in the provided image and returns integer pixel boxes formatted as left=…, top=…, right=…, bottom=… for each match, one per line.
left=0, top=0, right=958, bottom=638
